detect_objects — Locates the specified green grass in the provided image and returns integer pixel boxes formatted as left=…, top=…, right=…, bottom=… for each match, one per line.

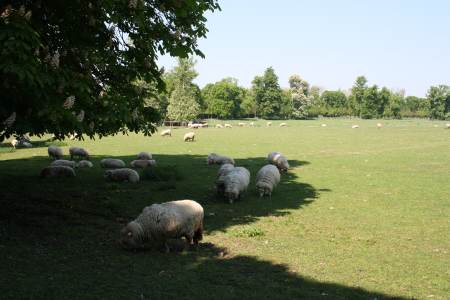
left=1, top=118, right=449, bottom=299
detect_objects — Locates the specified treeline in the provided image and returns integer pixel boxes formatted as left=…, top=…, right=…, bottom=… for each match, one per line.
left=145, top=58, right=450, bottom=121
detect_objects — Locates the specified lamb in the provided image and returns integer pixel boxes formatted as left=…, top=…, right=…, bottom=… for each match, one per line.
left=77, top=160, right=93, bottom=168
left=69, top=146, right=89, bottom=160
left=266, top=121, right=272, bottom=126
left=267, top=152, right=290, bottom=172
left=352, top=125, right=359, bottom=129
left=100, top=158, right=126, bottom=169
left=215, top=124, right=224, bottom=128
left=40, top=165, right=76, bottom=178
left=137, top=152, right=152, bottom=160
left=207, top=153, right=235, bottom=165
left=48, top=145, right=63, bottom=160
left=279, top=122, right=287, bottom=127
left=223, top=167, right=250, bottom=204
left=160, top=129, right=171, bottom=137
left=50, top=159, right=76, bottom=168
left=119, top=200, right=204, bottom=252
left=255, top=164, right=280, bottom=198
left=183, top=132, right=195, bottom=142
left=224, top=123, right=232, bottom=128
left=130, top=159, right=157, bottom=168
left=216, top=163, right=235, bottom=195
left=104, top=168, right=139, bottom=183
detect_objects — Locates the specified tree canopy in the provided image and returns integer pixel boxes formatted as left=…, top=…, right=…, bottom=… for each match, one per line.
left=202, top=78, right=244, bottom=119
left=252, top=67, right=283, bottom=119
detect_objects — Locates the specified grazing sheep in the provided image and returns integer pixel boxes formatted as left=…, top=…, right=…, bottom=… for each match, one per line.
left=224, top=123, right=232, bottom=128
left=238, top=122, right=246, bottom=127
left=10, top=139, right=19, bottom=149
left=377, top=123, right=383, bottom=128
left=266, top=122, right=272, bottom=127
left=137, top=152, right=152, bottom=160
left=183, top=132, right=195, bottom=142
left=69, top=146, right=89, bottom=160
left=77, top=160, right=93, bottom=168
left=48, top=145, right=63, bottom=160
left=446, top=123, right=450, bottom=129
left=352, top=125, right=359, bottom=129
left=279, top=122, right=287, bottom=127
left=51, top=159, right=76, bottom=168
left=160, top=129, right=171, bottom=137
left=130, top=159, right=157, bottom=168
left=104, top=168, right=139, bottom=183
left=321, top=124, right=327, bottom=127
left=267, top=152, right=290, bottom=172
left=200, top=123, right=208, bottom=128
left=40, top=165, right=76, bottom=178
left=190, top=123, right=201, bottom=129
left=69, top=133, right=80, bottom=140
left=223, top=167, right=250, bottom=204
left=207, top=153, right=235, bottom=165
left=249, top=122, right=254, bottom=126
left=256, top=164, right=280, bottom=198
left=100, top=158, right=126, bottom=169
left=216, top=163, right=235, bottom=195
left=215, top=124, right=224, bottom=128
left=119, top=200, right=204, bottom=252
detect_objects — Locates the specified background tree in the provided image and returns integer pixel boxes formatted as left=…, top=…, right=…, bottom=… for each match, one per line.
left=289, top=75, right=311, bottom=119
left=202, top=78, right=243, bottom=119
left=0, top=1, right=220, bottom=141
left=401, top=96, right=429, bottom=118
left=350, top=76, right=368, bottom=116
left=378, top=87, right=391, bottom=117
left=427, top=85, right=450, bottom=120
left=252, top=67, right=283, bottom=119
left=383, top=91, right=403, bottom=119
left=240, top=88, right=257, bottom=118
left=360, top=85, right=379, bottom=119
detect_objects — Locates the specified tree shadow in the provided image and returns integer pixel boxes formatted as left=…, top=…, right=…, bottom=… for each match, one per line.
left=0, top=138, right=67, bottom=149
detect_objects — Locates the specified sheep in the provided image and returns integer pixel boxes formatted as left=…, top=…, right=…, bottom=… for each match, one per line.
left=255, top=164, right=280, bottom=198
left=48, top=145, right=63, bottom=160
left=377, top=123, right=383, bottom=128
left=352, top=125, right=359, bottom=129
left=119, top=200, right=204, bottom=252
left=40, top=165, right=76, bottom=178
left=238, top=122, right=246, bottom=127
left=183, top=132, right=195, bottom=142
left=266, top=121, right=272, bottom=127
left=216, top=163, right=235, bottom=195
left=100, top=158, right=126, bottom=169
left=130, top=159, right=156, bottom=168
left=321, top=124, right=327, bottom=127
left=51, top=159, right=76, bottom=168
left=215, top=124, right=224, bottom=128
left=207, top=153, right=235, bottom=165
left=279, top=122, right=287, bottom=127
left=223, top=167, right=250, bottom=204
left=191, top=123, right=201, bottom=129
left=249, top=122, right=254, bottom=127
left=160, top=129, right=171, bottom=137
left=446, top=123, right=450, bottom=129
left=20, top=141, right=32, bottom=148
left=224, top=123, right=232, bottom=128
left=137, top=152, right=152, bottom=160
left=69, top=146, right=89, bottom=160
left=10, top=139, right=19, bottom=149
left=267, top=152, right=290, bottom=172
left=104, top=168, right=139, bottom=183
left=77, top=160, right=93, bottom=168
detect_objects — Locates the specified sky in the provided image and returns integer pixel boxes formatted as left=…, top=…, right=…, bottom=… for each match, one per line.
left=157, top=0, right=450, bottom=97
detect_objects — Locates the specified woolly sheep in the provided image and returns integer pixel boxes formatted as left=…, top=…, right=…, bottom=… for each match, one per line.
left=238, top=122, right=246, bottom=127
left=104, top=168, right=139, bottom=183
left=279, top=122, right=287, bottom=127
left=223, top=167, right=250, bottom=204
left=137, top=152, right=152, bottom=160
left=160, top=129, right=171, bottom=137
left=266, top=122, right=272, bottom=126
left=119, top=200, right=204, bottom=252
left=10, top=139, right=19, bottom=148
left=215, top=124, right=224, bottom=128
left=100, top=158, right=125, bottom=169
left=267, top=152, right=290, bottom=172
left=224, top=123, right=232, bottom=128
left=446, top=123, right=450, bottom=129
left=77, top=160, right=93, bottom=168
left=51, top=159, right=76, bottom=168
left=216, top=163, right=235, bottom=195
left=207, top=153, right=235, bottom=165
left=249, top=122, right=254, bottom=126
left=352, top=125, right=359, bottom=129
left=69, top=147, right=89, bottom=160
left=48, top=145, right=63, bottom=160
left=256, top=164, right=280, bottom=198
left=321, top=124, right=327, bottom=127
left=184, top=132, right=195, bottom=142
left=130, top=159, right=156, bottom=168
left=377, top=123, right=383, bottom=128
left=40, top=165, right=76, bottom=178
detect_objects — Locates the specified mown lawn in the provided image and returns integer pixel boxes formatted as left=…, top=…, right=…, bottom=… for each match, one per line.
left=1, top=118, right=449, bottom=299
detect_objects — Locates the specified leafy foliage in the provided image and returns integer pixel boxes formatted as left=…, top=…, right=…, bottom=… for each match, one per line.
left=202, top=78, right=244, bottom=119
left=427, top=85, right=450, bottom=120
left=289, top=75, right=312, bottom=119
left=252, top=67, right=283, bottom=118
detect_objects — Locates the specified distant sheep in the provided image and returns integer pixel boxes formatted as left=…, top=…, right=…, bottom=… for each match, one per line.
left=137, top=152, right=152, bottom=160
left=249, top=122, right=254, bottom=127
left=223, top=167, right=250, bottom=204
left=238, top=122, right=246, bottom=127
left=256, top=164, right=280, bottom=198
left=266, top=122, right=272, bottom=127
left=40, top=165, right=76, bottom=178
left=321, top=124, right=327, bottom=127
left=267, top=152, right=289, bottom=172
left=207, top=153, right=235, bottom=165
left=160, top=129, right=171, bottom=137
left=48, top=145, right=63, bottom=160
left=12, top=138, right=32, bottom=148
left=184, top=132, right=195, bottom=142
left=446, top=123, right=450, bottom=129
left=352, top=125, right=359, bottom=129
left=216, top=163, right=235, bottom=195
left=119, top=200, right=204, bottom=252
left=215, top=124, right=224, bottom=128
left=100, top=158, right=125, bottom=169
left=377, top=123, right=383, bottom=128
left=51, top=159, right=76, bottom=168
left=130, top=159, right=156, bottom=168
left=69, top=147, right=89, bottom=160
left=77, top=160, right=93, bottom=168
left=279, top=122, right=287, bottom=127
left=104, top=168, right=139, bottom=183
left=224, top=124, right=232, bottom=128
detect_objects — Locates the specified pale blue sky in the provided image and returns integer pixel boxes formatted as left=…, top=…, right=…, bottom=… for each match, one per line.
left=158, top=0, right=450, bottom=97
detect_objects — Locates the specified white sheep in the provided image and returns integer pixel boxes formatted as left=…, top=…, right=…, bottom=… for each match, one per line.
left=160, top=129, right=171, bottom=137
left=352, top=125, right=359, bottom=129
left=266, top=121, right=272, bottom=127
left=184, top=132, right=195, bottom=142
left=69, top=146, right=89, bottom=160
left=249, top=122, right=254, bottom=127
left=130, top=159, right=156, bottom=168
left=10, top=139, right=19, bottom=149
left=119, top=200, right=204, bottom=252
left=446, top=123, right=450, bottom=129
left=279, top=122, right=287, bottom=127
left=223, top=167, right=250, bottom=204
left=137, top=152, right=152, bottom=160
left=215, top=124, right=224, bottom=128
left=238, top=122, right=246, bottom=127
left=40, top=165, right=76, bottom=178
left=267, top=152, right=290, bottom=172
left=207, top=153, right=235, bottom=165
left=224, top=123, right=232, bottom=128
left=48, top=145, right=63, bottom=160
left=77, top=160, right=93, bottom=168
left=100, top=158, right=126, bottom=169
left=377, top=123, right=383, bottom=128
left=321, top=124, right=327, bottom=127
left=51, top=159, right=76, bottom=168
left=104, top=168, right=139, bottom=183
left=256, top=164, right=280, bottom=198
left=216, top=163, right=235, bottom=195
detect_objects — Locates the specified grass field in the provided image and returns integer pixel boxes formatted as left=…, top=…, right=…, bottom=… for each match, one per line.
left=1, top=118, right=449, bottom=299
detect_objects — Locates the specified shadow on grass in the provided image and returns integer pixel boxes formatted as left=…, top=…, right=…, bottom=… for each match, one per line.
left=0, top=138, right=67, bottom=149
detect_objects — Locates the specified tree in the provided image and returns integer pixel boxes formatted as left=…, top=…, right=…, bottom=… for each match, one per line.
left=378, top=87, right=391, bottom=117
left=360, top=85, right=379, bottom=119
left=240, top=89, right=257, bottom=118
left=289, top=75, right=311, bottom=119
left=427, top=85, right=450, bottom=120
left=203, top=78, right=244, bottom=119
left=350, top=76, right=368, bottom=116
left=252, top=67, right=283, bottom=119
left=0, top=1, right=220, bottom=141
left=383, top=92, right=402, bottom=119
left=320, top=90, right=348, bottom=108
left=402, top=96, right=429, bottom=117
